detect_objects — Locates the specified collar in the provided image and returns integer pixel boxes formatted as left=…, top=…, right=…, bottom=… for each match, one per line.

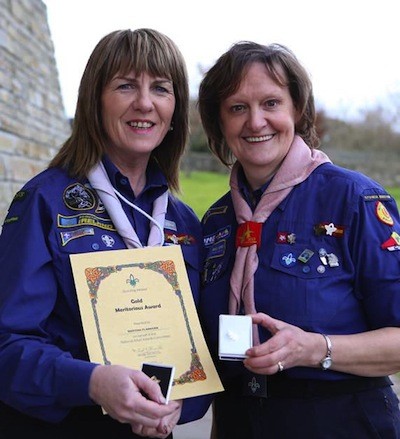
left=101, top=155, right=168, bottom=199
left=238, top=166, right=272, bottom=210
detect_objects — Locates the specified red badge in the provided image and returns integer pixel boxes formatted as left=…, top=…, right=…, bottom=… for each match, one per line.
left=381, top=231, right=400, bottom=249
left=236, top=221, right=262, bottom=248
left=276, top=231, right=289, bottom=243
left=375, top=201, right=394, bottom=226
left=276, top=232, right=296, bottom=244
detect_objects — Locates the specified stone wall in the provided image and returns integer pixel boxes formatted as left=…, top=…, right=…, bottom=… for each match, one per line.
left=0, top=0, right=70, bottom=228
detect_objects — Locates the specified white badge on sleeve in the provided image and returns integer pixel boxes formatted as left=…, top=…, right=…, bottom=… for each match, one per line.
left=218, top=314, right=253, bottom=361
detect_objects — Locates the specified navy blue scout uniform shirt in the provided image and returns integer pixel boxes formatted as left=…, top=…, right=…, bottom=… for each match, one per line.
left=200, top=162, right=400, bottom=382
left=0, top=158, right=208, bottom=423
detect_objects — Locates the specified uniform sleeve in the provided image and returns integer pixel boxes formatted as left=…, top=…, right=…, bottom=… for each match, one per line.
left=350, top=188, right=400, bottom=328
left=178, top=393, right=213, bottom=424
left=0, top=187, right=96, bottom=422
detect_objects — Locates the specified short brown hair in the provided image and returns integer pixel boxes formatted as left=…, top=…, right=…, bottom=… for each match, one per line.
left=50, top=28, right=189, bottom=192
left=198, top=41, right=319, bottom=167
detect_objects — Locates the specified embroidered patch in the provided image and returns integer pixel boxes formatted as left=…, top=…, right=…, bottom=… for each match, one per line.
left=57, top=214, right=116, bottom=231
left=203, top=226, right=231, bottom=247
left=3, top=216, right=19, bottom=225
left=207, top=240, right=226, bottom=259
left=381, top=231, right=400, bottom=250
left=280, top=252, right=297, bottom=267
left=164, top=232, right=196, bottom=245
left=314, top=222, right=345, bottom=237
left=63, top=183, right=96, bottom=210
left=203, top=261, right=223, bottom=283
left=202, top=206, right=228, bottom=224
left=12, top=190, right=28, bottom=203
left=363, top=194, right=392, bottom=202
left=60, top=227, right=95, bottom=246
left=375, top=201, right=394, bottom=226
left=236, top=222, right=262, bottom=248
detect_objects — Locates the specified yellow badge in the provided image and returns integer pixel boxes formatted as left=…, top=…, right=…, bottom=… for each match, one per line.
left=375, top=201, right=394, bottom=226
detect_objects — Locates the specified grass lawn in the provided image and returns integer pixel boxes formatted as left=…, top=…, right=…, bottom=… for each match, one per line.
left=179, top=171, right=229, bottom=219
left=179, top=171, right=400, bottom=220
left=388, top=187, right=400, bottom=204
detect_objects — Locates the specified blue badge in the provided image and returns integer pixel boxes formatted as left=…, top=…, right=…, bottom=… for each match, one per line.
left=280, top=252, right=297, bottom=267
left=207, top=240, right=226, bottom=259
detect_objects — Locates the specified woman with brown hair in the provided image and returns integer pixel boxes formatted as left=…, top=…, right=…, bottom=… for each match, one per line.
left=0, top=28, right=208, bottom=438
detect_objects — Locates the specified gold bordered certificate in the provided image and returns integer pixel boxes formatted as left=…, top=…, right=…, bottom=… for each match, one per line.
left=70, top=245, right=223, bottom=400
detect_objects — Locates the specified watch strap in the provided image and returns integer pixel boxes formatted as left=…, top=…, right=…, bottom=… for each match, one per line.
left=321, top=334, right=332, bottom=357
left=320, top=334, right=333, bottom=370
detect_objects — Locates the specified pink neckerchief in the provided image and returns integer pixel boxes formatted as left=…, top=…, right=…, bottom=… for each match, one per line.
left=87, top=161, right=168, bottom=248
left=229, top=135, right=331, bottom=344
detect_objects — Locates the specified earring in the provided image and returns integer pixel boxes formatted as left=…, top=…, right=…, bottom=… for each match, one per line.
left=169, top=122, right=174, bottom=131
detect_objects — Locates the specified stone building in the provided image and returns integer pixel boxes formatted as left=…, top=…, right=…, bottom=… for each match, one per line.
left=0, top=0, right=70, bottom=229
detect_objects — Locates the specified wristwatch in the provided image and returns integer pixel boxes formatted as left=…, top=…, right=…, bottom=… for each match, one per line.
left=320, top=334, right=332, bottom=370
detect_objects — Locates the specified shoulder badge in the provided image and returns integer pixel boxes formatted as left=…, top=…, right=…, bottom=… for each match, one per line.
left=375, top=201, right=394, bottom=226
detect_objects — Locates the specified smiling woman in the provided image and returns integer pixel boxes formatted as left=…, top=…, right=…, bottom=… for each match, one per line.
left=100, top=71, right=176, bottom=195
left=197, top=40, right=400, bottom=439
left=0, top=27, right=211, bottom=438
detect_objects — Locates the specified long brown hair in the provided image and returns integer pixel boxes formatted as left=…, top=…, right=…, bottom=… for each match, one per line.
left=198, top=41, right=320, bottom=167
left=50, top=28, right=189, bottom=192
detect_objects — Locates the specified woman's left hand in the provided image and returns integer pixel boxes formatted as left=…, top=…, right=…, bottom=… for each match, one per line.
left=243, top=312, right=323, bottom=374
left=130, top=400, right=183, bottom=438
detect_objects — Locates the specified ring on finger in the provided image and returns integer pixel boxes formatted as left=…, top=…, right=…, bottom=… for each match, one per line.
left=277, top=361, right=284, bottom=372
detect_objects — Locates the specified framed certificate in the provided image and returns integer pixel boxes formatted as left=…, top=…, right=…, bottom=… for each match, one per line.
left=70, top=245, right=223, bottom=400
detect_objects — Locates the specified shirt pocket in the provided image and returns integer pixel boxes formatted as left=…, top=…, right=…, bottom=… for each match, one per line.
left=263, top=241, right=351, bottom=326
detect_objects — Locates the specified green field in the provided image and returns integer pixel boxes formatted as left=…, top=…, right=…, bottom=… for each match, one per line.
left=179, top=171, right=400, bottom=220
left=179, top=171, right=229, bottom=219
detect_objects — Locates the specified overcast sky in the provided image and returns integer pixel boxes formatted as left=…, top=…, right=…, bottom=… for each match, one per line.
left=44, top=0, right=400, bottom=120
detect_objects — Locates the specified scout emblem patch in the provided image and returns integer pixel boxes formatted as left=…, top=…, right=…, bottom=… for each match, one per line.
left=236, top=221, right=262, bottom=248
left=63, top=183, right=96, bottom=210
left=375, top=201, right=394, bottom=226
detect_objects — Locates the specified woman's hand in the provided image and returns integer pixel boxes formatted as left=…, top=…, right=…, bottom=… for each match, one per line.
left=243, top=312, right=323, bottom=374
left=131, top=400, right=183, bottom=438
left=89, top=364, right=180, bottom=432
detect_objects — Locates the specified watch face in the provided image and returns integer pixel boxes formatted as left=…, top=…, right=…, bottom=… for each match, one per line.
left=322, top=357, right=332, bottom=370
